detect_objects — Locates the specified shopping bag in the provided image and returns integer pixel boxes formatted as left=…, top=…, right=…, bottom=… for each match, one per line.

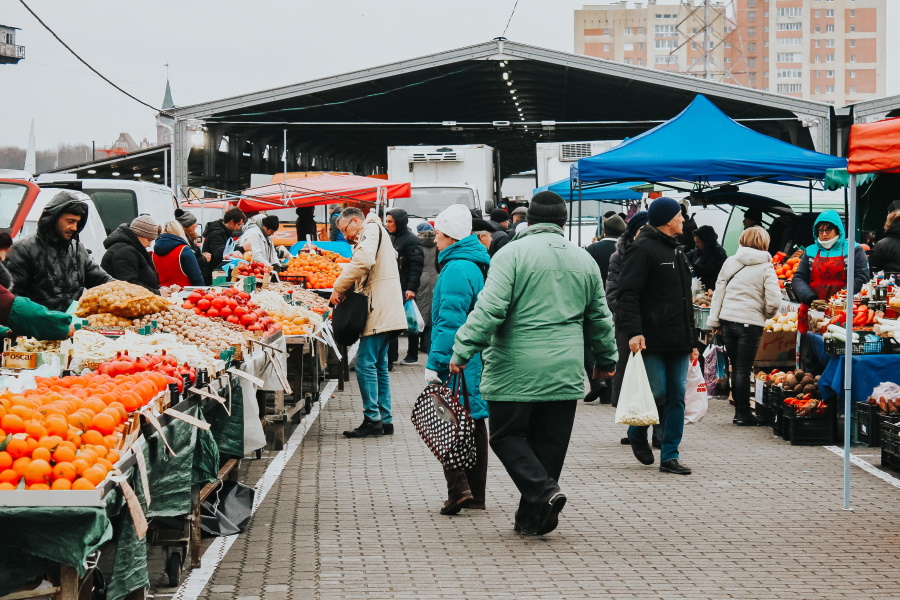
left=614, top=351, right=659, bottom=426
left=410, top=375, right=477, bottom=469
left=703, top=340, right=728, bottom=397
left=405, top=299, right=425, bottom=334
left=200, top=480, right=255, bottom=537
left=684, top=358, right=709, bottom=424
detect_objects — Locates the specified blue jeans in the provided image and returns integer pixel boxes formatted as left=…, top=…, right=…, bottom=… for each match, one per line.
left=627, top=351, right=690, bottom=463
left=356, top=333, right=393, bottom=424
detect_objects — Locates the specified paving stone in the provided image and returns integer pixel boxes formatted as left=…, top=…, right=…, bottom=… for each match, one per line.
left=169, top=365, right=900, bottom=600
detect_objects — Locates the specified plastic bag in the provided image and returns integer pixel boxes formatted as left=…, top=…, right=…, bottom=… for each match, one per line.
left=684, top=358, right=709, bottom=424
left=200, top=480, right=255, bottom=537
left=615, top=351, right=659, bottom=426
left=405, top=299, right=425, bottom=334
left=703, top=341, right=728, bottom=397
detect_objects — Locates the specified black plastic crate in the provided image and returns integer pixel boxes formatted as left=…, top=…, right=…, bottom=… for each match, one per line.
left=824, top=337, right=883, bottom=355
left=768, top=388, right=785, bottom=437
left=882, top=421, right=900, bottom=457
left=755, top=403, right=773, bottom=426
left=782, top=401, right=834, bottom=446
left=856, top=402, right=895, bottom=447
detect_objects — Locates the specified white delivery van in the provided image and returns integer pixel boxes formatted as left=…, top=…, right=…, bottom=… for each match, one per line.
left=18, top=188, right=108, bottom=260
left=388, top=144, right=494, bottom=214
left=34, top=176, right=178, bottom=236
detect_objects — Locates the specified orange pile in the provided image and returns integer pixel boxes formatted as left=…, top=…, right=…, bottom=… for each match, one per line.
left=319, top=249, right=350, bottom=264
left=0, top=371, right=168, bottom=491
left=776, top=256, right=800, bottom=280
left=284, top=253, right=343, bottom=289
left=273, top=315, right=312, bottom=336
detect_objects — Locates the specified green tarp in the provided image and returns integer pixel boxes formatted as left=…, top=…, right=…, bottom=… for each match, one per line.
left=203, top=376, right=245, bottom=458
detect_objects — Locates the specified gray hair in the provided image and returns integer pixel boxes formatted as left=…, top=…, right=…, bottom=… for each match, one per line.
left=339, top=207, right=364, bottom=223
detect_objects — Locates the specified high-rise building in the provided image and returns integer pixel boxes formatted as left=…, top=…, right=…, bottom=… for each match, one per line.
left=574, top=1, right=886, bottom=106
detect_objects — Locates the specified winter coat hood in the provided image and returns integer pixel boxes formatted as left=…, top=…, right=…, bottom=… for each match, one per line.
left=438, top=234, right=491, bottom=268
left=103, top=224, right=144, bottom=252
left=154, top=233, right=190, bottom=257
left=693, top=224, right=719, bottom=247
left=387, top=208, right=409, bottom=233
left=806, top=210, right=849, bottom=257
left=418, top=230, right=436, bottom=248
left=38, top=191, right=90, bottom=243
left=734, top=245, right=772, bottom=266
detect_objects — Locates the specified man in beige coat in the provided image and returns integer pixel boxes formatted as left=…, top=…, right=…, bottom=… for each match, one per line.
left=331, top=208, right=407, bottom=438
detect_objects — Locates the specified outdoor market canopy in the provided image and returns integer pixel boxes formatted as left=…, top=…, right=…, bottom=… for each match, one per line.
left=237, top=173, right=411, bottom=212
left=574, top=94, right=847, bottom=185
left=533, top=178, right=643, bottom=201
left=848, top=116, right=900, bottom=174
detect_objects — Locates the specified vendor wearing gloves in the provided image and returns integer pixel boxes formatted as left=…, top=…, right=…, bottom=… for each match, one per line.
left=0, top=286, right=73, bottom=340
left=424, top=204, right=491, bottom=516
left=238, top=215, right=281, bottom=267
left=793, top=210, right=870, bottom=334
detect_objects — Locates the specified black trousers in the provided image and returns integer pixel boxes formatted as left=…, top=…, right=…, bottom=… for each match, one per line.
left=488, top=400, right=577, bottom=528
left=444, top=418, right=489, bottom=503
left=389, top=333, right=421, bottom=363
left=721, top=320, right=763, bottom=415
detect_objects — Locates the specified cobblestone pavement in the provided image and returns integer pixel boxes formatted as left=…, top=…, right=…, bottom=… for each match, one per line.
left=185, top=362, right=900, bottom=600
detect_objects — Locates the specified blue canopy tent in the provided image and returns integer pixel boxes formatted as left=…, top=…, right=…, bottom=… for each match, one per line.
left=573, top=94, right=847, bottom=188
left=533, top=178, right=643, bottom=201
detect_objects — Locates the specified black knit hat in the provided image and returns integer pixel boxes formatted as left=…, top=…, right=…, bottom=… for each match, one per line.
left=471, top=218, right=494, bottom=233
left=261, top=215, right=280, bottom=231
left=490, top=208, right=510, bottom=223
left=527, top=191, right=567, bottom=226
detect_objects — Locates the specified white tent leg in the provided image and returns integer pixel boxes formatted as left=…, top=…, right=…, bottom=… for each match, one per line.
left=843, top=173, right=857, bottom=511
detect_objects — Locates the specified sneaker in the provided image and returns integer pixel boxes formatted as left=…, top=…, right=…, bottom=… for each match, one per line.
left=401, top=357, right=418, bottom=365
left=343, top=418, right=383, bottom=438
left=628, top=434, right=655, bottom=465
left=381, top=423, right=394, bottom=435
left=440, top=491, right=474, bottom=515
left=537, top=492, right=567, bottom=535
left=659, top=459, right=692, bottom=475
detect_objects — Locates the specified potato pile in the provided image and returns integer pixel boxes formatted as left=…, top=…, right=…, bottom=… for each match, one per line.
left=87, top=313, right=135, bottom=328
left=765, top=312, right=798, bottom=332
left=76, top=281, right=171, bottom=318
left=133, top=307, right=244, bottom=353
left=763, top=368, right=821, bottom=399
left=692, top=290, right=713, bottom=307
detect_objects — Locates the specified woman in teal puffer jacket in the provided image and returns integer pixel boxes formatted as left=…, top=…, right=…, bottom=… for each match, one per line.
left=425, top=204, right=491, bottom=516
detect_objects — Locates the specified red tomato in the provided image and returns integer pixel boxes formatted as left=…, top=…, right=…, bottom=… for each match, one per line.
left=227, top=315, right=241, bottom=324
left=240, top=313, right=258, bottom=326
left=219, top=307, right=232, bottom=318
left=206, top=308, right=220, bottom=318
left=233, top=306, right=249, bottom=317
left=211, top=298, right=225, bottom=310
left=188, top=292, right=202, bottom=303
left=226, top=298, right=238, bottom=309
left=197, top=299, right=211, bottom=311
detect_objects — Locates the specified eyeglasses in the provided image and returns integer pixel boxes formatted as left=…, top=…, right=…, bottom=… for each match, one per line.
left=337, top=218, right=355, bottom=237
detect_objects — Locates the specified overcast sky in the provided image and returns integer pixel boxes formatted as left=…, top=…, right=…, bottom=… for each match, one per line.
left=1, top=0, right=898, bottom=152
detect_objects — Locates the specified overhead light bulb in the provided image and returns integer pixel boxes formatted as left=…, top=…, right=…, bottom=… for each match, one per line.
left=87, top=169, right=96, bottom=174
left=515, top=101, right=520, bottom=106
left=507, top=81, right=512, bottom=86
left=133, top=173, right=141, bottom=177
left=502, top=72, right=509, bottom=80
left=512, top=96, right=517, bottom=100
left=499, top=61, right=506, bottom=67
left=112, top=172, right=120, bottom=176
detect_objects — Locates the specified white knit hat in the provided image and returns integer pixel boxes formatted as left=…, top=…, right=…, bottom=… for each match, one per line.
left=433, top=204, right=472, bottom=241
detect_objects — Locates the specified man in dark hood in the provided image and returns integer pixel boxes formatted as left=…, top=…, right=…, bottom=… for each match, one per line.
left=385, top=207, right=424, bottom=366
left=201, top=207, right=246, bottom=284
left=687, top=224, right=728, bottom=290
left=7, top=190, right=112, bottom=311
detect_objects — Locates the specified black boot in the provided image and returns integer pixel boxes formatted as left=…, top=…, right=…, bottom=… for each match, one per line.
left=343, top=417, right=384, bottom=438
left=733, top=410, right=763, bottom=426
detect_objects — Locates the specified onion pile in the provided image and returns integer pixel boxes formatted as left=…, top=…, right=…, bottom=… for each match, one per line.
left=133, top=307, right=244, bottom=352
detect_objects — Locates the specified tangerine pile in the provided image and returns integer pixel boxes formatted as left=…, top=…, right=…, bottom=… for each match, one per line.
left=776, top=256, right=800, bottom=280
left=273, top=314, right=311, bottom=336
left=0, top=371, right=168, bottom=491
left=284, top=253, right=343, bottom=289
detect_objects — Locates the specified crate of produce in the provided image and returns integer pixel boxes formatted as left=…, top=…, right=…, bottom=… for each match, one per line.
left=881, top=421, right=900, bottom=471
left=782, top=400, right=834, bottom=446
left=693, top=305, right=711, bottom=331
left=824, top=336, right=883, bottom=356
left=766, top=386, right=784, bottom=437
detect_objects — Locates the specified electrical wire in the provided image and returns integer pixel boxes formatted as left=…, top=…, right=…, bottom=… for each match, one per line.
left=502, top=0, right=520, bottom=38
left=17, top=0, right=170, bottom=116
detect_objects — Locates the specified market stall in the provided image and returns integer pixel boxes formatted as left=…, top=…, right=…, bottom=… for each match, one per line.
left=0, top=272, right=334, bottom=598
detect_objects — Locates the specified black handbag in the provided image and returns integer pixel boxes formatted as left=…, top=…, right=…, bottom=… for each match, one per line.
left=331, top=225, right=382, bottom=346
left=410, top=375, right=477, bottom=470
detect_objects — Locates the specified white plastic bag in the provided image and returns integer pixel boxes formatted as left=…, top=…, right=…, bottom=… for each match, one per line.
left=615, top=351, right=659, bottom=426
left=684, top=358, right=709, bottom=424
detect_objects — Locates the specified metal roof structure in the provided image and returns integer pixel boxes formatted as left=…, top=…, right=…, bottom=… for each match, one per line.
left=54, top=39, right=844, bottom=195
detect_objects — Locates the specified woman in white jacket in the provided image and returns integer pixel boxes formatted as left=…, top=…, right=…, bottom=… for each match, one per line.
left=707, top=226, right=781, bottom=426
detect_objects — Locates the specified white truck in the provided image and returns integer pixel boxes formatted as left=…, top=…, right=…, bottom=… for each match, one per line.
left=387, top=144, right=496, bottom=221
left=535, top=140, right=623, bottom=188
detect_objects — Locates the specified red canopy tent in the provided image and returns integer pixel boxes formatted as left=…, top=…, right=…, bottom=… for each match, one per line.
left=236, top=173, right=411, bottom=213
left=838, top=116, right=900, bottom=509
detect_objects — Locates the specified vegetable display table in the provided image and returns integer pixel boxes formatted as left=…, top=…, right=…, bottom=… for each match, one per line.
left=818, top=353, right=900, bottom=411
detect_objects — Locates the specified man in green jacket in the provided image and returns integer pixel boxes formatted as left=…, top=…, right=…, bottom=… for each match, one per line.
left=450, top=191, right=617, bottom=536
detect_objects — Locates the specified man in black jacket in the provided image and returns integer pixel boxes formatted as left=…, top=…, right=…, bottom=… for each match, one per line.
left=385, top=208, right=424, bottom=366
left=201, top=207, right=246, bottom=284
left=100, top=216, right=161, bottom=293
left=616, top=197, right=695, bottom=476
left=488, top=208, right=511, bottom=256
left=7, top=191, right=112, bottom=311
left=872, top=202, right=900, bottom=275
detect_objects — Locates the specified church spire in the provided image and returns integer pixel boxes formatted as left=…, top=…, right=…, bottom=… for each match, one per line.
left=162, top=78, right=174, bottom=110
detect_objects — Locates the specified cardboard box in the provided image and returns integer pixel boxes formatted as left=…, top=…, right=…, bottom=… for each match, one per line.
left=754, top=330, right=797, bottom=363
left=2, top=351, right=37, bottom=369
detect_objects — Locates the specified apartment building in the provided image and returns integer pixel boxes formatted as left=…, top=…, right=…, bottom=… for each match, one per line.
left=575, top=0, right=886, bottom=106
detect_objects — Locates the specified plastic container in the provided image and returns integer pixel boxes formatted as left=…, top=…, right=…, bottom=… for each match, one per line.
left=824, top=337, right=883, bottom=355
left=782, top=401, right=835, bottom=446
left=693, top=305, right=711, bottom=331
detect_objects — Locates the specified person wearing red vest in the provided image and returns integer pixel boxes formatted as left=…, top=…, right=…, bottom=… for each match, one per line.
left=153, top=221, right=205, bottom=287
